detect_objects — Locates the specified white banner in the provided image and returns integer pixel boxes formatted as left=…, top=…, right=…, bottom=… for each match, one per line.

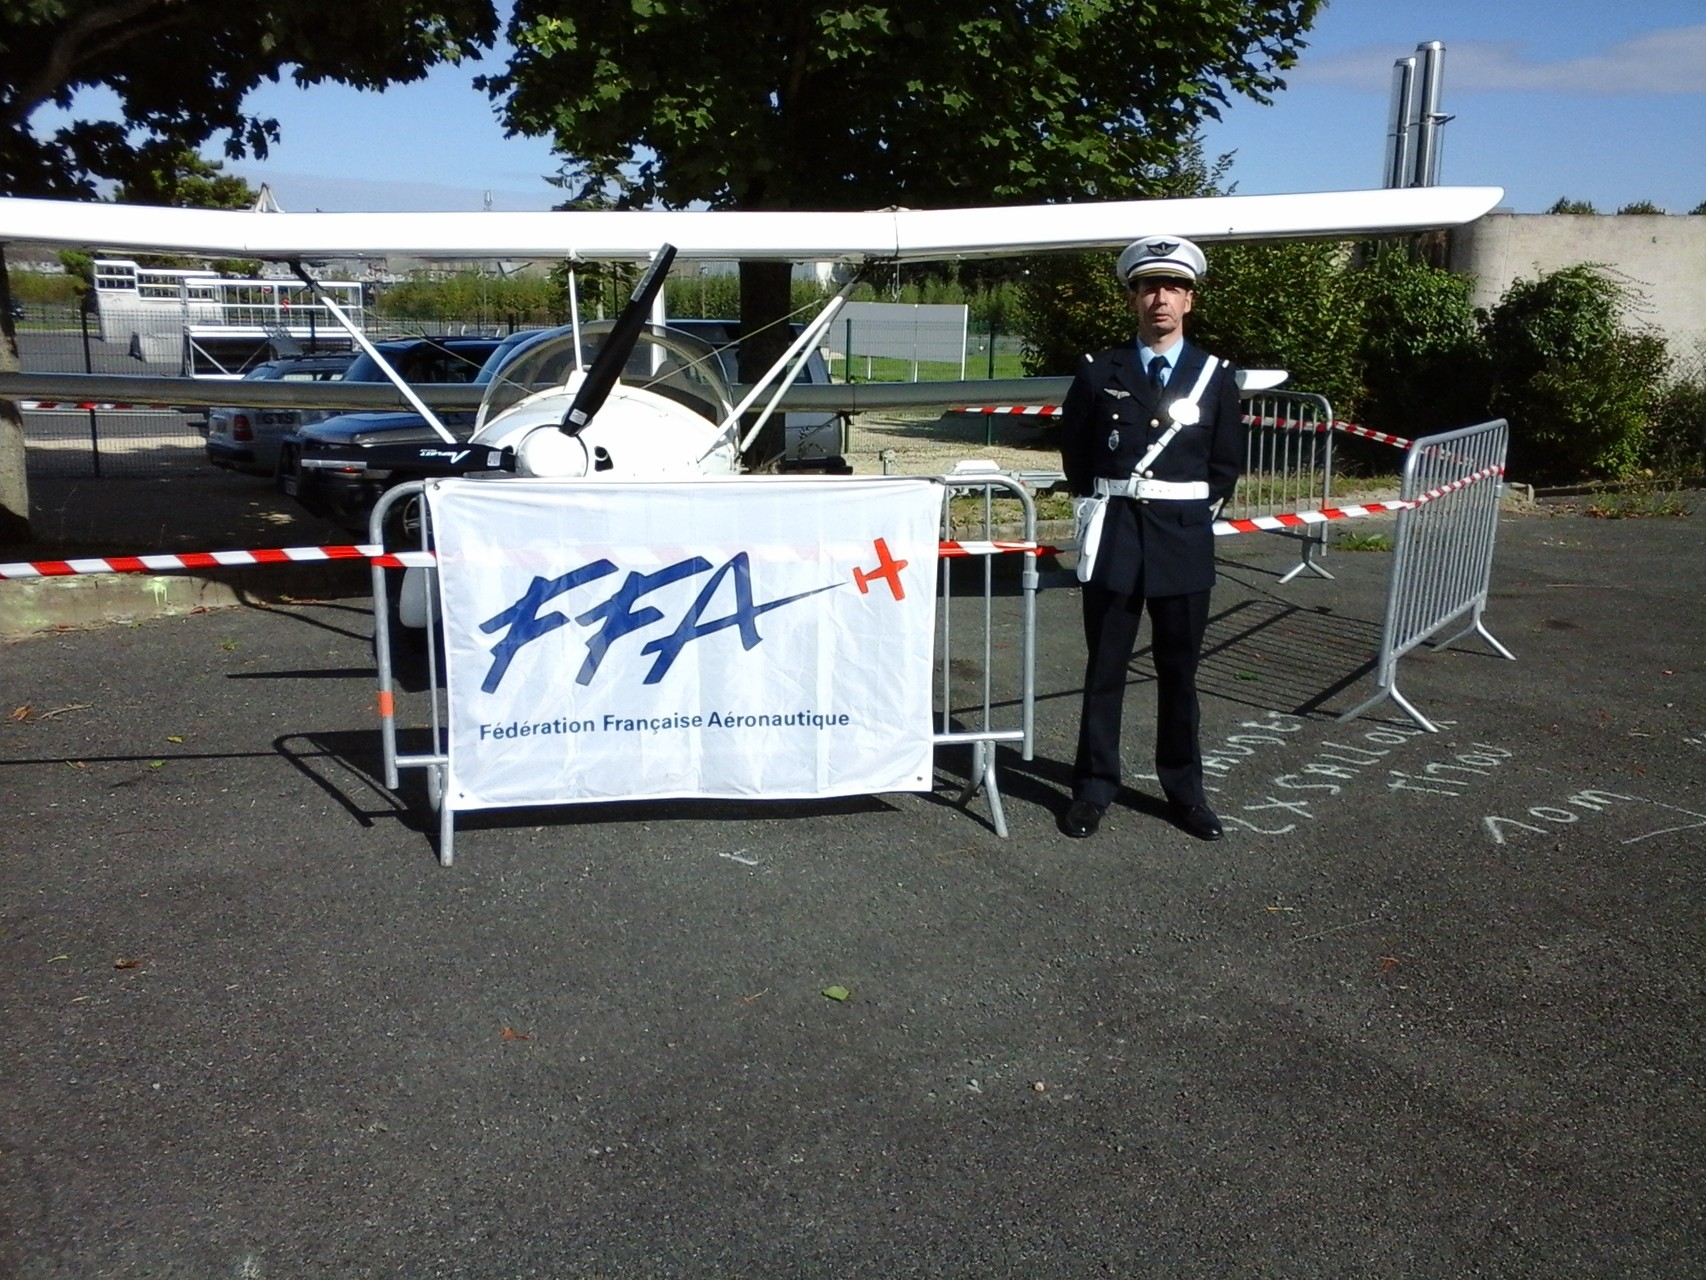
left=426, top=476, right=941, bottom=810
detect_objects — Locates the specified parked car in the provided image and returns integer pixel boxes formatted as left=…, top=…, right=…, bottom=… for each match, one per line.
left=204, top=353, right=357, bottom=474
left=274, top=333, right=502, bottom=506
left=276, top=329, right=540, bottom=526
left=277, top=321, right=846, bottom=534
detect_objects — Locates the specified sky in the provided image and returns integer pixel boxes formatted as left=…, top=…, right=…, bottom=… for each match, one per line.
left=44, top=0, right=1706, bottom=216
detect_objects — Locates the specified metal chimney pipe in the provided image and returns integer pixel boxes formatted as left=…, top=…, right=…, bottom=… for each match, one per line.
left=1384, top=56, right=1418, bottom=188
left=1411, top=41, right=1447, bottom=186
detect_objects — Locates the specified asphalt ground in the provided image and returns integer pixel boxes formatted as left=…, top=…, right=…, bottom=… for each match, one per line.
left=1, top=499, right=1702, bottom=1278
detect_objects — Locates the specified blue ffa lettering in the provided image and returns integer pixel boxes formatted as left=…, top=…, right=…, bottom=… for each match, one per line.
left=478, top=552, right=838, bottom=694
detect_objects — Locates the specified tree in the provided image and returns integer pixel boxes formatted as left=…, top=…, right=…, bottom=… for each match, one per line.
left=113, top=151, right=259, bottom=211
left=1614, top=201, right=1665, bottom=215
left=486, top=0, right=1323, bottom=465
left=0, top=1, right=500, bottom=542
left=1547, top=197, right=1598, bottom=215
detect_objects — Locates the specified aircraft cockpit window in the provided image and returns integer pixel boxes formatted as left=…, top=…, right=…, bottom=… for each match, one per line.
left=478, top=323, right=736, bottom=427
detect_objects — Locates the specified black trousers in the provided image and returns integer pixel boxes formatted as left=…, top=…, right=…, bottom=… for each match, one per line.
left=1072, top=582, right=1211, bottom=809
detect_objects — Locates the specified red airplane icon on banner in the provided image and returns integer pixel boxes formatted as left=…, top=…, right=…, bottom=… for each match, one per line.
left=853, top=538, right=908, bottom=600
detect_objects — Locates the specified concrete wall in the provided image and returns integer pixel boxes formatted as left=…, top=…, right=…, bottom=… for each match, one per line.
left=1449, top=214, right=1706, bottom=359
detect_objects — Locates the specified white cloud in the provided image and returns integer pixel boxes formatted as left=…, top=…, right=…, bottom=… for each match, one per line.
left=1297, top=24, right=1706, bottom=95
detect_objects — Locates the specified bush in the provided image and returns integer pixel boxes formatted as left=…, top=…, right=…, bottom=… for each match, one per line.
left=1191, top=239, right=1365, bottom=415
left=1352, top=245, right=1489, bottom=439
left=1646, top=341, right=1706, bottom=480
left=1482, top=265, right=1670, bottom=480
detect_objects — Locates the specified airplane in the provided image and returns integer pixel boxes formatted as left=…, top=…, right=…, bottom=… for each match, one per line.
left=0, top=184, right=1504, bottom=639
left=0, top=184, right=1506, bottom=459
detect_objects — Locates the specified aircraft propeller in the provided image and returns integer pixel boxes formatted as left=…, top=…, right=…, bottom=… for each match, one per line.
left=560, top=244, right=677, bottom=437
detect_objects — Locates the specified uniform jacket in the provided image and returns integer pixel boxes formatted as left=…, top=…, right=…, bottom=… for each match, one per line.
left=1058, top=339, right=1243, bottom=598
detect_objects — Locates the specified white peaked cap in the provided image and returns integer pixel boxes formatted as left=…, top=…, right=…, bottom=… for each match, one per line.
left=1116, top=234, right=1207, bottom=285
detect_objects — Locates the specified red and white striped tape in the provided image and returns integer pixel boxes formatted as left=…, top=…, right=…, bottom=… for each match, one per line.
left=1213, top=463, right=1503, bottom=536
left=955, top=403, right=1414, bottom=451
left=18, top=401, right=182, bottom=412
left=3, top=540, right=1038, bottom=581
left=0, top=467, right=1502, bottom=581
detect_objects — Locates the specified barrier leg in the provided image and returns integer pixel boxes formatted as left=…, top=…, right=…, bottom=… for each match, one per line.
left=956, top=739, right=1009, bottom=838
left=1337, top=681, right=1439, bottom=733
left=1428, top=614, right=1516, bottom=661
left=1277, top=532, right=1335, bottom=584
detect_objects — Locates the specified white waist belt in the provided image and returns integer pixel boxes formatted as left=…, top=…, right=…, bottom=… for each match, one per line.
left=1094, top=476, right=1210, bottom=501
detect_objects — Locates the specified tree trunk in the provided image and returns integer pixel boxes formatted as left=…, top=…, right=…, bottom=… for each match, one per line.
left=0, top=248, right=33, bottom=543
left=736, top=259, right=795, bottom=472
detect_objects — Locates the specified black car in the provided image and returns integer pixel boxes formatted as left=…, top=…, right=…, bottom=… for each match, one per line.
left=274, top=334, right=501, bottom=512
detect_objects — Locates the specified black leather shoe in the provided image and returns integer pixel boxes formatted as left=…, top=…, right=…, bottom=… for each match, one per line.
left=1062, top=799, right=1105, bottom=838
left=1169, top=803, right=1223, bottom=841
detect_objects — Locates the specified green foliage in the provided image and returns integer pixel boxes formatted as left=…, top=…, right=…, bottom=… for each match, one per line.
left=1351, top=244, right=1487, bottom=437
left=1645, top=341, right=1706, bottom=480
left=1482, top=265, right=1670, bottom=480
left=1547, top=198, right=1599, bottom=215
left=1614, top=201, right=1666, bottom=215
left=491, top=1, right=1322, bottom=212
left=1692, top=199, right=1706, bottom=216
left=376, top=270, right=570, bottom=326
left=1, top=4, right=499, bottom=201
left=1191, top=240, right=1365, bottom=413
left=113, top=152, right=257, bottom=210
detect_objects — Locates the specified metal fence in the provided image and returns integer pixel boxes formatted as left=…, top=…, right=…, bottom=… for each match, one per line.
left=1230, top=390, right=1336, bottom=582
left=1338, top=418, right=1514, bottom=731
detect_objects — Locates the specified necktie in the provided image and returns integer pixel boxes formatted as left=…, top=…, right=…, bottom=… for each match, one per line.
left=1148, top=355, right=1168, bottom=389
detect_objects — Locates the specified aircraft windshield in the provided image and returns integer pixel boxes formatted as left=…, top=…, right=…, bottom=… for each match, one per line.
left=478, top=322, right=736, bottom=427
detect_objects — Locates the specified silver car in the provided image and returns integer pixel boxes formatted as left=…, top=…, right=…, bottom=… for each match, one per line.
left=205, top=353, right=357, bottom=474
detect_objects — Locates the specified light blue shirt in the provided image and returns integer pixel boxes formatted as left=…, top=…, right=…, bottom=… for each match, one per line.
left=1137, top=340, right=1183, bottom=387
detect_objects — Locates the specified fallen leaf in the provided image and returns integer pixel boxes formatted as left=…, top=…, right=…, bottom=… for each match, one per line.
left=113, top=958, right=146, bottom=970
left=9, top=705, right=29, bottom=722
left=165, top=735, right=184, bottom=744
left=500, top=1026, right=532, bottom=1041
left=1378, top=955, right=1402, bottom=971
left=148, top=760, right=165, bottom=769
left=48, top=954, right=70, bottom=963
left=821, top=985, right=851, bottom=1002
left=64, top=760, right=86, bottom=769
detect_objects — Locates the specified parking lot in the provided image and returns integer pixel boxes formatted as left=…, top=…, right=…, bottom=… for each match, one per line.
left=2, top=496, right=1700, bottom=1277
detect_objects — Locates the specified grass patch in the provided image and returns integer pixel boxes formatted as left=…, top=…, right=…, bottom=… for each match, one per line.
left=1336, top=531, right=1392, bottom=552
left=945, top=491, right=1073, bottom=528
left=1584, top=488, right=1694, bottom=519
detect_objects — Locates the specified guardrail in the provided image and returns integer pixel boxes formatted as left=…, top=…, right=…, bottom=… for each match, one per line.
left=1338, top=418, right=1514, bottom=730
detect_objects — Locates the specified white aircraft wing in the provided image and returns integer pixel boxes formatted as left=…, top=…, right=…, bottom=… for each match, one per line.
left=0, top=186, right=1503, bottom=262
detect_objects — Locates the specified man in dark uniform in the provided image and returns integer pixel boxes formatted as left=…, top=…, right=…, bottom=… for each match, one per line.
left=1058, top=234, right=1242, bottom=840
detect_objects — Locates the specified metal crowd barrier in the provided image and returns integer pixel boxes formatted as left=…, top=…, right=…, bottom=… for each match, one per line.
left=1231, top=390, right=1336, bottom=582
left=370, top=473, right=1039, bottom=866
left=1339, top=418, right=1514, bottom=731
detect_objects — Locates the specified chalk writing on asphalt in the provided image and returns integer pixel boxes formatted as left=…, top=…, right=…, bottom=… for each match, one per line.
left=1482, top=791, right=1706, bottom=846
